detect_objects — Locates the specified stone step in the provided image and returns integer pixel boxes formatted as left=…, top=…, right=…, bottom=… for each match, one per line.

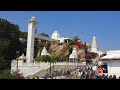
left=33, top=65, right=78, bottom=78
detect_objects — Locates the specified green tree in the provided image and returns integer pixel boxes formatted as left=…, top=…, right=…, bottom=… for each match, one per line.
left=73, top=36, right=80, bottom=41
left=36, top=55, right=51, bottom=62
left=51, top=56, right=57, bottom=63
left=0, top=40, right=10, bottom=58
left=0, top=18, right=51, bottom=69
left=34, top=38, right=39, bottom=58
left=39, top=32, right=49, bottom=43
left=0, top=57, right=6, bottom=70
left=69, top=40, right=74, bottom=45
left=19, top=32, right=28, bottom=55
left=0, top=18, right=22, bottom=67
left=51, top=55, right=68, bottom=62
left=60, top=56, right=69, bottom=62
left=51, top=55, right=57, bottom=71
left=20, top=32, right=27, bottom=39
left=40, top=32, right=49, bottom=37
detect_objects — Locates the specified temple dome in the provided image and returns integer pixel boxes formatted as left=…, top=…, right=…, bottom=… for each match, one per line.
left=18, top=53, right=27, bottom=60
left=41, top=47, right=51, bottom=56
left=69, top=54, right=78, bottom=58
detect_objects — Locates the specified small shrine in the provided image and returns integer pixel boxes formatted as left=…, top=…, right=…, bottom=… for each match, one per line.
left=41, top=47, right=51, bottom=56
left=69, top=48, right=79, bottom=63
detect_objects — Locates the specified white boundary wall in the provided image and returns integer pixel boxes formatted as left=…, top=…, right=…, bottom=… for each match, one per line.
left=11, top=60, right=86, bottom=77
left=102, top=60, right=120, bottom=78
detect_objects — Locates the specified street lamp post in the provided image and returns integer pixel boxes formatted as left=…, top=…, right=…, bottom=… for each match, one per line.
left=16, top=58, right=18, bottom=71
left=50, top=60, right=51, bottom=76
left=16, top=51, right=20, bottom=72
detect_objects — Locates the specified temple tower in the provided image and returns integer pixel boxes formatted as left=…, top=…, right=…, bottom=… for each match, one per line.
left=91, top=36, right=99, bottom=53
left=51, top=30, right=61, bottom=40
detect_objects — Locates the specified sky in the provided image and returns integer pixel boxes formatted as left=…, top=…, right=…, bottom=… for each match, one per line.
left=0, top=11, right=120, bottom=52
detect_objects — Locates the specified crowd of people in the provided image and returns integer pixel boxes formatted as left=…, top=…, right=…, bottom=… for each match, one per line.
left=44, top=65, right=120, bottom=79
left=26, top=65, right=120, bottom=79
left=74, top=65, right=119, bottom=79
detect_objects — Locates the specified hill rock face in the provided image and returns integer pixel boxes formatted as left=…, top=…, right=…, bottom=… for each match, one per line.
left=45, top=41, right=86, bottom=61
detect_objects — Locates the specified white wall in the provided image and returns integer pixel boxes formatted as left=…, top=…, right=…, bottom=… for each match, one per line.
left=102, top=60, right=120, bottom=77
left=11, top=61, right=51, bottom=77
left=11, top=60, right=85, bottom=77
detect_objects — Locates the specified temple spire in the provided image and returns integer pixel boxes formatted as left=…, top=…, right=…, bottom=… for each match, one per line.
left=51, top=30, right=61, bottom=40
left=91, top=36, right=99, bottom=53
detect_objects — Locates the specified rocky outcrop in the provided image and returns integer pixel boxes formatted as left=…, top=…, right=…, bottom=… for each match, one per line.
left=48, top=41, right=70, bottom=56
left=47, top=41, right=86, bottom=60
left=36, top=40, right=87, bottom=62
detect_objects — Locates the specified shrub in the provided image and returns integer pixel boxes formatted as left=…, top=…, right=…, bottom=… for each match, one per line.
left=36, top=55, right=51, bottom=62
left=69, top=40, right=74, bottom=45
left=0, top=70, right=24, bottom=79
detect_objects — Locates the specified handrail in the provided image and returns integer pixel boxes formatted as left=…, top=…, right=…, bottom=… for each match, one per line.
left=11, top=62, right=86, bottom=77
left=24, top=63, right=54, bottom=77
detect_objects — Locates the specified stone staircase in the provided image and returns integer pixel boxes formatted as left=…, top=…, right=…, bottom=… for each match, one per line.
left=34, top=68, right=50, bottom=78
left=33, top=65, right=78, bottom=78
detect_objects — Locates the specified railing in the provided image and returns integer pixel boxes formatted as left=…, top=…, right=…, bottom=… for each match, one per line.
left=54, top=62, right=85, bottom=65
left=23, top=63, right=53, bottom=77
left=11, top=62, right=86, bottom=77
